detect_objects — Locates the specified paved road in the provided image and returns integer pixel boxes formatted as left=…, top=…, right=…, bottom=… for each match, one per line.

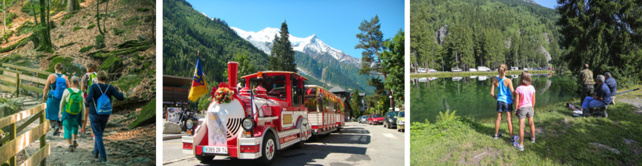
left=163, top=122, right=405, bottom=166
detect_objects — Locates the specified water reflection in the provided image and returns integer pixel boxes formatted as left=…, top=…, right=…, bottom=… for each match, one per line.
left=410, top=74, right=579, bottom=123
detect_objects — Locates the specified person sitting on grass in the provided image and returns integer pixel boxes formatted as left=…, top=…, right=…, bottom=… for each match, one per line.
left=490, top=64, right=515, bottom=142
left=514, top=71, right=536, bottom=151
left=604, top=72, right=617, bottom=104
left=59, top=76, right=85, bottom=152
left=578, top=75, right=611, bottom=113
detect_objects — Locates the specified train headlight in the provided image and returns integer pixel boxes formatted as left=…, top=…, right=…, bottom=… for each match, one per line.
left=242, top=117, right=254, bottom=131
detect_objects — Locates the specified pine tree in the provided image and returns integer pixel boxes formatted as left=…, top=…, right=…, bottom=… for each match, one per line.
left=269, top=21, right=296, bottom=72
left=356, top=15, right=389, bottom=95
left=382, top=30, right=405, bottom=106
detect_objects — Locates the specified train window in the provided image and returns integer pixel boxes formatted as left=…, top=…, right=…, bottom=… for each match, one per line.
left=291, top=76, right=301, bottom=107
left=249, top=75, right=287, bottom=100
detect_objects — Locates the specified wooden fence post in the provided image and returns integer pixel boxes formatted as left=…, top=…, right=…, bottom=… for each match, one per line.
left=39, top=110, right=46, bottom=166
left=15, top=73, right=20, bottom=97
left=9, top=123, right=16, bottom=166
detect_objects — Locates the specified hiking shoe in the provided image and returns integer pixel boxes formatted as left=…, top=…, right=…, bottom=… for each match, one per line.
left=531, top=137, right=535, bottom=143
left=68, top=145, right=74, bottom=152
left=73, top=141, right=78, bottom=148
left=97, top=157, right=107, bottom=162
left=92, top=150, right=98, bottom=158
left=494, top=132, right=503, bottom=139
left=517, top=145, right=524, bottom=151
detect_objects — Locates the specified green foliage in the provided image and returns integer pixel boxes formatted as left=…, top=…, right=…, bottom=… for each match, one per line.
left=3, top=12, right=17, bottom=26
left=16, top=21, right=35, bottom=36
left=381, top=30, right=405, bottom=106
left=60, top=42, right=75, bottom=48
left=87, top=24, right=96, bottom=29
left=100, top=55, right=122, bottom=73
left=73, top=26, right=83, bottom=32
left=136, top=7, right=149, bottom=12
left=128, top=99, right=155, bottom=129
left=350, top=89, right=362, bottom=118
left=79, top=45, right=93, bottom=53
left=436, top=109, right=459, bottom=122
left=557, top=0, right=642, bottom=85
left=163, top=0, right=268, bottom=84
left=268, top=21, right=296, bottom=72
left=112, top=28, right=124, bottom=35
left=411, top=0, right=562, bottom=72
left=0, top=98, right=24, bottom=115
left=356, top=15, right=388, bottom=96
left=95, top=34, right=105, bottom=49
left=124, top=16, right=139, bottom=26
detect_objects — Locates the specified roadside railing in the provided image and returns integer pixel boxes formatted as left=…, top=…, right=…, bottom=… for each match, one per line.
left=0, top=63, right=51, bottom=98
left=0, top=103, right=49, bottom=166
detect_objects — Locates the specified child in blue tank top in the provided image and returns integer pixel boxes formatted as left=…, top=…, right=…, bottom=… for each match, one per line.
left=490, top=64, right=515, bottom=142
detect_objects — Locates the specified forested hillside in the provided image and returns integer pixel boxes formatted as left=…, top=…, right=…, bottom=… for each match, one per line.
left=296, top=51, right=374, bottom=93
left=163, top=0, right=269, bottom=84
left=411, top=0, right=563, bottom=71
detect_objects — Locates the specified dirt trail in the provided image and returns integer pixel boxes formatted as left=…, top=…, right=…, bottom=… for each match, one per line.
left=615, top=85, right=642, bottom=114
left=18, top=107, right=155, bottom=166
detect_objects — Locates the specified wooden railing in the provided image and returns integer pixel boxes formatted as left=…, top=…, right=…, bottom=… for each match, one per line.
left=0, top=63, right=51, bottom=98
left=0, top=103, right=49, bottom=166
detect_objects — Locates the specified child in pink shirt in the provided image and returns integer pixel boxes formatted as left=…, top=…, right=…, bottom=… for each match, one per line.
left=514, top=71, right=536, bottom=151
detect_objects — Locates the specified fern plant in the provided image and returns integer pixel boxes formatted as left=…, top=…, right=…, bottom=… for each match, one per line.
left=436, top=109, right=459, bottom=122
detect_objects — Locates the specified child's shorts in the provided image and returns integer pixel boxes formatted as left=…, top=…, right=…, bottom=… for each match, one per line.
left=62, top=118, right=79, bottom=139
left=497, top=101, right=513, bottom=113
left=517, top=106, right=535, bottom=119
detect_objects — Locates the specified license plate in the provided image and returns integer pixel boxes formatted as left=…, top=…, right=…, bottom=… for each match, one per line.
left=203, top=146, right=228, bottom=154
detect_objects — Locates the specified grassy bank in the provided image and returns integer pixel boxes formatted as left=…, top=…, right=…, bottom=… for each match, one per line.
left=410, top=70, right=558, bottom=78
left=410, top=100, right=642, bottom=165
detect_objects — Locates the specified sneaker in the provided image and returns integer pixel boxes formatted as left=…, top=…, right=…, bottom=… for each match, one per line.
left=512, top=136, right=520, bottom=147
left=73, top=140, right=78, bottom=148
left=517, top=145, right=524, bottom=151
left=531, top=137, right=535, bottom=143
left=573, top=109, right=583, bottom=114
left=68, top=145, right=74, bottom=152
left=494, top=132, right=503, bottom=139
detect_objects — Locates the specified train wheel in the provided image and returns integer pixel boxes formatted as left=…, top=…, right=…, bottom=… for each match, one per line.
left=258, top=133, right=276, bottom=165
left=195, top=155, right=214, bottom=163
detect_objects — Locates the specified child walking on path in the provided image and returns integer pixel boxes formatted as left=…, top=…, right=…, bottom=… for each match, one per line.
left=490, top=64, right=515, bottom=141
left=514, top=71, right=536, bottom=151
left=59, top=76, right=85, bottom=152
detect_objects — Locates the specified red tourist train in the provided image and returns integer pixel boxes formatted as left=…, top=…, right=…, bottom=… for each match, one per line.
left=182, top=61, right=343, bottom=164
left=304, top=85, right=345, bottom=136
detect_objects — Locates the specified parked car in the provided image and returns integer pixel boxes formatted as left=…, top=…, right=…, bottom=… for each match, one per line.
left=383, top=111, right=399, bottom=129
left=451, top=67, right=462, bottom=72
left=510, top=67, right=519, bottom=71
left=469, top=68, right=478, bottom=72
left=396, top=111, right=405, bottom=132
left=477, top=66, right=491, bottom=72
left=368, top=114, right=384, bottom=125
left=417, top=68, right=427, bottom=73
left=359, top=115, right=368, bottom=123
left=428, top=69, right=438, bottom=73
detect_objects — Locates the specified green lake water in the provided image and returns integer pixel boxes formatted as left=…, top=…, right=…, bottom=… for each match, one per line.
left=410, top=74, right=579, bottom=123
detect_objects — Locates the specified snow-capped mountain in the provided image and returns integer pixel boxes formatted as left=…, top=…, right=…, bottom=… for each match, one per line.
left=231, top=27, right=361, bottom=65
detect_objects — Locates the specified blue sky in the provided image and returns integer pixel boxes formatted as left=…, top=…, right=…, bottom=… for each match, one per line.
left=533, top=0, right=558, bottom=9
left=186, top=0, right=404, bottom=59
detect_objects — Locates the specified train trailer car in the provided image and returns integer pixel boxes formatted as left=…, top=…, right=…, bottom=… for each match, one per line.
left=304, top=85, right=345, bottom=137
left=182, top=62, right=312, bottom=165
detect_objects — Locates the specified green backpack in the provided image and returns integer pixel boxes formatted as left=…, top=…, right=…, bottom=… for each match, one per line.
left=65, top=88, right=83, bottom=115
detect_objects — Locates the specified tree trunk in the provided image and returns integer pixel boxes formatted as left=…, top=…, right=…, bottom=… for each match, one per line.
left=67, top=0, right=80, bottom=13
left=96, top=0, right=103, bottom=35
left=3, top=0, right=6, bottom=33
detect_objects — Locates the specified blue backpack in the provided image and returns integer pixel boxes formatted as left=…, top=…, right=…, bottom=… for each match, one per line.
left=94, top=84, right=113, bottom=115
left=50, top=74, right=67, bottom=100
